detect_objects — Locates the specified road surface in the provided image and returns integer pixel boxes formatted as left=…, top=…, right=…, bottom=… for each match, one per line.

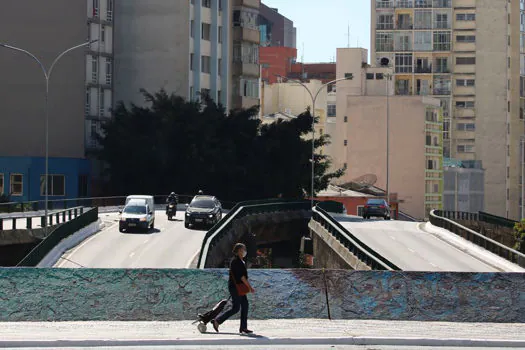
left=337, top=218, right=499, bottom=272
left=55, top=210, right=205, bottom=268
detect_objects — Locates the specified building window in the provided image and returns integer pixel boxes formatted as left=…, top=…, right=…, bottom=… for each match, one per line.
left=218, top=0, right=222, bottom=10
left=233, top=43, right=259, bottom=64
left=190, top=86, right=194, bottom=100
left=218, top=58, right=222, bottom=75
left=105, top=58, right=112, bottom=85
left=455, top=101, right=475, bottom=108
left=344, top=140, right=348, bottom=146
left=456, top=79, right=475, bottom=87
left=190, top=20, right=194, bottom=38
left=99, top=89, right=105, bottom=116
left=10, top=174, right=23, bottom=196
left=327, top=104, right=336, bottom=117
left=107, top=0, right=113, bottom=21
left=0, top=174, right=3, bottom=195
left=91, top=56, right=98, bottom=83
left=344, top=116, right=348, bottom=122
left=78, top=175, right=88, bottom=197
left=101, top=26, right=106, bottom=43
left=456, top=13, right=475, bottom=21
left=456, top=123, right=475, bottom=131
left=377, top=13, right=394, bottom=30
left=433, top=0, right=451, bottom=7
left=217, top=90, right=222, bottom=103
left=190, top=53, right=194, bottom=71
left=40, top=175, right=65, bottom=197
left=85, top=88, right=91, bottom=116
left=434, top=12, right=450, bottom=29
left=202, top=0, right=211, bottom=7
left=507, top=167, right=510, bottom=179
left=394, top=32, right=412, bottom=51
left=434, top=57, right=449, bottom=73
left=92, top=0, right=99, bottom=17
left=414, top=10, right=432, bottom=29
left=433, top=184, right=439, bottom=193
left=366, top=73, right=374, bottom=80
left=218, top=26, right=223, bottom=43
left=202, top=23, right=211, bottom=40
left=376, top=73, right=384, bottom=80
left=457, top=144, right=475, bottom=153
left=201, top=55, right=211, bottom=73
left=395, top=53, right=413, bottom=73
left=241, top=79, right=259, bottom=98
left=376, top=32, right=394, bottom=52
left=433, top=31, right=451, bottom=51
left=414, top=31, right=432, bottom=51
left=456, top=35, right=476, bottom=43
left=456, top=57, right=475, bottom=65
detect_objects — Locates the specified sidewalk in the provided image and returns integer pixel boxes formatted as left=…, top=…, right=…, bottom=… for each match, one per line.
left=0, top=319, right=524, bottom=348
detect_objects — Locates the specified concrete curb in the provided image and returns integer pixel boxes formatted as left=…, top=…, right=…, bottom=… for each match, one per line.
left=37, top=219, right=102, bottom=268
left=1, top=336, right=523, bottom=348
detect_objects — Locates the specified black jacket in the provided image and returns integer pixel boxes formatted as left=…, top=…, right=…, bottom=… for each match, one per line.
left=229, top=256, right=247, bottom=288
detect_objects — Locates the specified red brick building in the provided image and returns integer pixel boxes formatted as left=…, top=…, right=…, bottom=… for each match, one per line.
left=288, top=63, right=336, bottom=84
left=260, top=46, right=297, bottom=84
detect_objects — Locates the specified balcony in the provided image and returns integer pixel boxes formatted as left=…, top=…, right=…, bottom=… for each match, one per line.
left=232, top=62, right=259, bottom=77
left=232, top=95, right=259, bottom=110
left=433, top=88, right=451, bottom=95
left=415, top=67, right=432, bottom=73
left=233, top=26, right=260, bottom=44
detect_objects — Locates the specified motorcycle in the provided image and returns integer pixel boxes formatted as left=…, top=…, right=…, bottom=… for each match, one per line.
left=167, top=202, right=177, bottom=220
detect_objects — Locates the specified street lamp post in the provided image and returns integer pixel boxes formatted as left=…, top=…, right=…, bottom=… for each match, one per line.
left=276, top=74, right=353, bottom=208
left=384, top=73, right=393, bottom=204
left=0, top=40, right=97, bottom=230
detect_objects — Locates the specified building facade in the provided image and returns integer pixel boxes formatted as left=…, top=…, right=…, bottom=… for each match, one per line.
left=333, top=48, right=443, bottom=219
left=258, top=3, right=296, bottom=48
left=232, top=0, right=261, bottom=110
left=443, top=160, right=484, bottom=212
left=371, top=0, right=525, bottom=219
left=0, top=0, right=100, bottom=201
left=260, top=46, right=297, bottom=84
left=113, top=0, right=231, bottom=110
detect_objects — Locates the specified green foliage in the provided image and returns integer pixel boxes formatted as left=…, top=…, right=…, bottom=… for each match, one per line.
left=96, top=89, right=345, bottom=202
left=513, top=220, right=525, bottom=253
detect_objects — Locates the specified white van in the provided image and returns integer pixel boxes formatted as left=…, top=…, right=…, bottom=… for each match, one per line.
left=120, top=195, right=155, bottom=231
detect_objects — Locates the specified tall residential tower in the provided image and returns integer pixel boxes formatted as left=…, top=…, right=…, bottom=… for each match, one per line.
left=371, top=0, right=525, bottom=219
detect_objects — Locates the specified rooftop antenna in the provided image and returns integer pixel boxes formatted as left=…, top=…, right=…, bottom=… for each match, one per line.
left=346, top=24, right=351, bottom=48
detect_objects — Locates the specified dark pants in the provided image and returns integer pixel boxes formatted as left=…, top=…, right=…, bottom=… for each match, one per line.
left=216, top=284, right=248, bottom=330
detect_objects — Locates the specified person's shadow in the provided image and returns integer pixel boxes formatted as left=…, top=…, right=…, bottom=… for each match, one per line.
left=204, top=331, right=266, bottom=338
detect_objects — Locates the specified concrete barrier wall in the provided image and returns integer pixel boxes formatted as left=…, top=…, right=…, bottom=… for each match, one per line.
left=0, top=269, right=523, bottom=322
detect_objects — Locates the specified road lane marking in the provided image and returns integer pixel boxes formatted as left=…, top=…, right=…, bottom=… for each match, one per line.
left=408, top=248, right=416, bottom=253
left=143, top=239, right=149, bottom=244
left=129, top=252, right=135, bottom=258
left=186, top=249, right=201, bottom=268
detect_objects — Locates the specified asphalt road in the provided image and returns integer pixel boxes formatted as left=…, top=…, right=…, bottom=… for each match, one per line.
left=55, top=210, right=205, bottom=268
left=338, top=219, right=499, bottom=272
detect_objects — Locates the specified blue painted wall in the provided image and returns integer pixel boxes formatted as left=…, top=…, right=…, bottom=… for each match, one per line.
left=0, top=156, right=90, bottom=202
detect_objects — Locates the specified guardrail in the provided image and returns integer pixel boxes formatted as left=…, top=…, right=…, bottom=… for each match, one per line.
left=438, top=210, right=479, bottom=221
left=17, top=207, right=98, bottom=267
left=0, top=194, right=237, bottom=214
left=429, top=210, right=525, bottom=268
left=312, top=206, right=400, bottom=271
left=0, top=207, right=85, bottom=231
left=197, top=199, right=312, bottom=268
left=479, top=211, right=517, bottom=229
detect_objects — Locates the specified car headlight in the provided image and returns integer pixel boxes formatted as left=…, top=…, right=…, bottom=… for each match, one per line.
left=140, top=217, right=147, bottom=222
left=186, top=212, right=190, bottom=216
left=209, top=214, right=213, bottom=218
left=169, top=204, right=174, bottom=208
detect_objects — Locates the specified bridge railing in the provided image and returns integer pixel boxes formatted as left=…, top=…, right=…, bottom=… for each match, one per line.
left=0, top=207, right=85, bottom=231
left=17, top=207, right=99, bottom=267
left=312, top=206, right=400, bottom=271
left=429, top=210, right=525, bottom=267
left=197, top=199, right=311, bottom=268
left=478, top=211, right=517, bottom=229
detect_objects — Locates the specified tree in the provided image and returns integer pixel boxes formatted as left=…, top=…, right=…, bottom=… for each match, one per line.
left=96, top=89, right=344, bottom=201
left=513, top=220, right=525, bottom=254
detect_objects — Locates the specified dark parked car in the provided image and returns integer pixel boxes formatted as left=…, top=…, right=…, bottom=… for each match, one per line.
left=185, top=195, right=222, bottom=228
left=363, top=198, right=391, bottom=220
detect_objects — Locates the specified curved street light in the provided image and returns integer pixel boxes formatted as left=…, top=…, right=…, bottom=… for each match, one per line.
left=0, top=40, right=98, bottom=231
left=276, top=74, right=353, bottom=208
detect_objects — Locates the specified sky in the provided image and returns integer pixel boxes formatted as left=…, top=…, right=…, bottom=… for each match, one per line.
left=261, top=0, right=371, bottom=63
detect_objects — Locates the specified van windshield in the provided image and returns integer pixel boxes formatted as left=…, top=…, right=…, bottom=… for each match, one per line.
left=366, top=199, right=384, bottom=205
left=123, top=205, right=147, bottom=214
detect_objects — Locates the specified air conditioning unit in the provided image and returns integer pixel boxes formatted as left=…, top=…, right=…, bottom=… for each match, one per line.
left=377, top=57, right=391, bottom=67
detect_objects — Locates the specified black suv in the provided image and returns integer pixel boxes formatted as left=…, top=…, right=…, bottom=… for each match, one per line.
left=184, top=195, right=222, bottom=228
left=363, top=198, right=391, bottom=220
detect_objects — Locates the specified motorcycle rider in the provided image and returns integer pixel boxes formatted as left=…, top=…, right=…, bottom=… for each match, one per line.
left=166, top=192, right=178, bottom=214
left=198, top=190, right=204, bottom=195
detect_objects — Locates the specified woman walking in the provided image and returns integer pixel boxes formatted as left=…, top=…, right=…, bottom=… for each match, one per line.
left=213, top=243, right=255, bottom=334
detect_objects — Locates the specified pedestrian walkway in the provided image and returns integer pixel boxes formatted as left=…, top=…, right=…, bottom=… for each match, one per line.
left=1, top=319, right=524, bottom=348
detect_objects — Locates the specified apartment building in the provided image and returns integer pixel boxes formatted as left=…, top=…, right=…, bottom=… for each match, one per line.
left=0, top=0, right=103, bottom=201
left=258, top=3, right=297, bottom=48
left=232, top=0, right=261, bottom=109
left=113, top=0, right=231, bottom=111
left=333, top=48, right=443, bottom=219
left=371, top=0, right=525, bottom=219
